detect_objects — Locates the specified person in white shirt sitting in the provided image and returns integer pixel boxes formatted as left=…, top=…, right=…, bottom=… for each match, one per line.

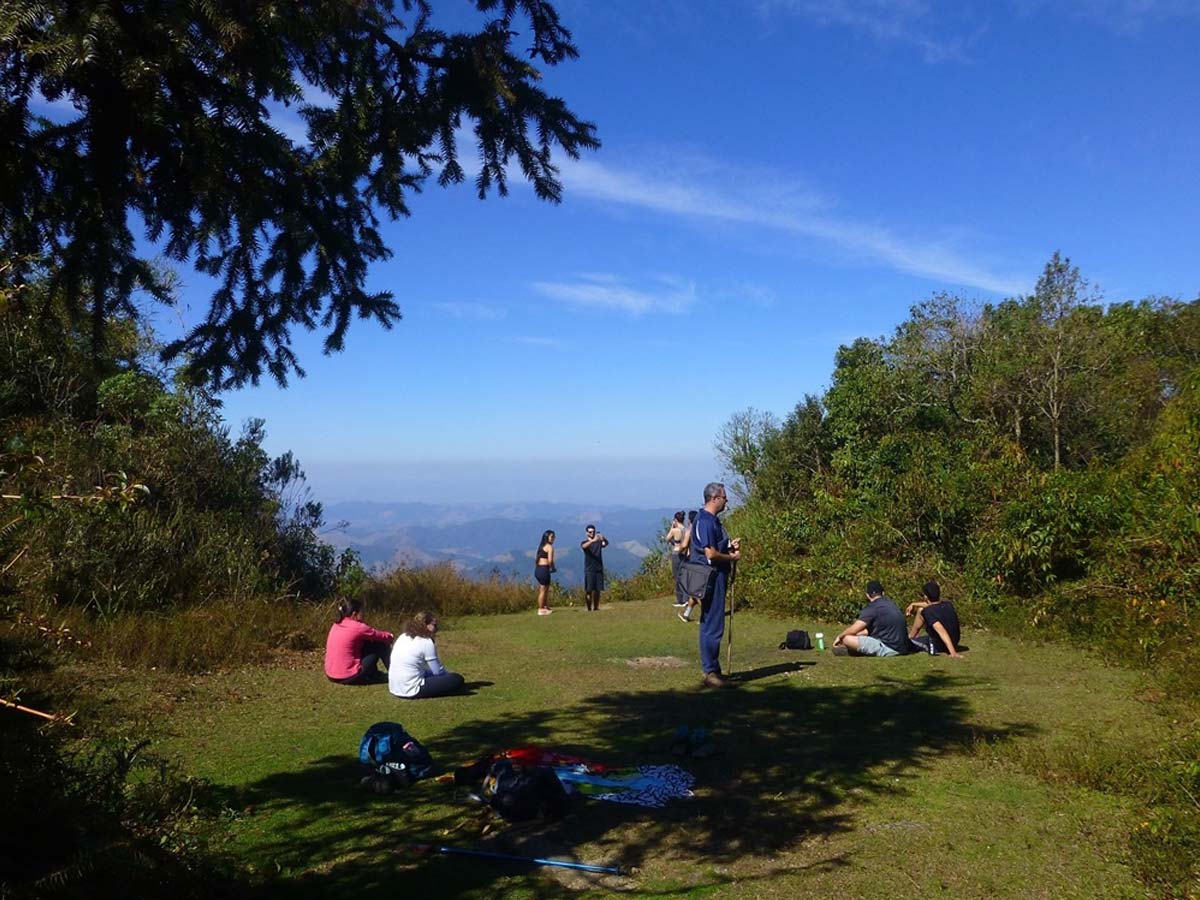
left=388, top=611, right=465, bottom=699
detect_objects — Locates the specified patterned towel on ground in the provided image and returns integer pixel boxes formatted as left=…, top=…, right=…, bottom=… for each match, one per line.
left=551, top=764, right=695, bottom=807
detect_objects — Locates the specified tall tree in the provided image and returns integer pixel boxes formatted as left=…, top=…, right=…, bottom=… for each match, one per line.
left=1025, top=252, right=1100, bottom=470
left=0, top=0, right=599, bottom=388
left=714, top=407, right=778, bottom=499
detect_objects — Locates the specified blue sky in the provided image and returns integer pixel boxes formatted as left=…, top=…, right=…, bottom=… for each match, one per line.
left=57, top=0, right=1200, bottom=506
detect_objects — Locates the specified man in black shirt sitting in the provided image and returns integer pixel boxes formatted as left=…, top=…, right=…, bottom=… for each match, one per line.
left=832, top=580, right=912, bottom=657
left=906, top=580, right=963, bottom=658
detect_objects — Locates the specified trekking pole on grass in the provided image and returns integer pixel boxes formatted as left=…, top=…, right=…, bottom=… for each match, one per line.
left=413, top=844, right=626, bottom=875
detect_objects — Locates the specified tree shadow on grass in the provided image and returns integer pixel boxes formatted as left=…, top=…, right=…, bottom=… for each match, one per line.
left=234, top=670, right=1034, bottom=898
left=728, top=660, right=817, bottom=682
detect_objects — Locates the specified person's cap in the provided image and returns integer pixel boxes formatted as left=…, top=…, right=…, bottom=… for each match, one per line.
left=865, top=579, right=884, bottom=596
left=923, top=580, right=940, bottom=600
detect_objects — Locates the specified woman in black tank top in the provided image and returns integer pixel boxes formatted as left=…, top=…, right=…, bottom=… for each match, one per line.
left=534, top=530, right=556, bottom=615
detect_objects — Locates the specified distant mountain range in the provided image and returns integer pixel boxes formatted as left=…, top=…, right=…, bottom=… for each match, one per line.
left=321, top=501, right=678, bottom=586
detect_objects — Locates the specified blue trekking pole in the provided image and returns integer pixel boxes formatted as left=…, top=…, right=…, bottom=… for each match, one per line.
left=416, top=844, right=627, bottom=875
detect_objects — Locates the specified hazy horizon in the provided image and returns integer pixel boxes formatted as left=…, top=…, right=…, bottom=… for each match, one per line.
left=299, top=457, right=726, bottom=508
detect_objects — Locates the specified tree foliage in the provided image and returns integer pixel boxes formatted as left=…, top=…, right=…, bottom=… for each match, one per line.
left=717, top=254, right=1200, bottom=659
left=0, top=277, right=360, bottom=615
left=0, top=0, right=599, bottom=388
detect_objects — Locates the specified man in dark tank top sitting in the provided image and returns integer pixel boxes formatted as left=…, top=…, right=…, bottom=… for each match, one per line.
left=906, top=580, right=963, bottom=658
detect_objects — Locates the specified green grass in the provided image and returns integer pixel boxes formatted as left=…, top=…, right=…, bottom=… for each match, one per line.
left=85, top=598, right=1191, bottom=898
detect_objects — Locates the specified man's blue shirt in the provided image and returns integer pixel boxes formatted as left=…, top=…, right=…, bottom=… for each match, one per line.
left=689, top=509, right=730, bottom=572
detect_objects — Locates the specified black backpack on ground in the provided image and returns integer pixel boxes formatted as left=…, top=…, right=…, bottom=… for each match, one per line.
left=483, top=758, right=569, bottom=822
left=779, top=630, right=813, bottom=650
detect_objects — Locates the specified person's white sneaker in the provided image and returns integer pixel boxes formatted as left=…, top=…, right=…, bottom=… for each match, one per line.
left=678, top=611, right=690, bottom=623
left=537, top=608, right=553, bottom=616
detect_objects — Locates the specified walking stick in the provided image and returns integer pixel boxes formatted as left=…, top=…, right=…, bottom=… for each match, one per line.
left=725, top=559, right=737, bottom=675
left=0, top=697, right=75, bottom=724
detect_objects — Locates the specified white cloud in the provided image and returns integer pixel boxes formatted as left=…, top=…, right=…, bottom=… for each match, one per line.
left=532, top=274, right=698, bottom=315
left=762, top=0, right=1200, bottom=54
left=560, top=156, right=1026, bottom=296
left=757, top=0, right=976, bottom=63
left=432, top=301, right=507, bottom=320
left=1021, top=0, right=1200, bottom=31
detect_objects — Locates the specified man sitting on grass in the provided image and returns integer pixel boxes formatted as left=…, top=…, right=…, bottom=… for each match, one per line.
left=906, top=580, right=963, bottom=658
left=832, top=580, right=912, bottom=657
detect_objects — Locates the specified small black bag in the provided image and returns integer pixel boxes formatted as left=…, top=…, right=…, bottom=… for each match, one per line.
left=484, top=759, right=569, bottom=822
left=779, top=630, right=813, bottom=650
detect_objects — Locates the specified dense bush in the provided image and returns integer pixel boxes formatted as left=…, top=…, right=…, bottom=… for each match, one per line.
left=718, top=255, right=1200, bottom=658
left=0, top=614, right=244, bottom=899
left=714, top=254, right=1200, bottom=894
left=0, top=283, right=358, bottom=618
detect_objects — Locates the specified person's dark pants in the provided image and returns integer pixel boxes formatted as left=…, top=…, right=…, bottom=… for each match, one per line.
left=414, top=672, right=465, bottom=698
left=671, top=554, right=687, bottom=605
left=328, top=641, right=390, bottom=685
left=698, top=569, right=728, bottom=675
left=584, top=568, right=604, bottom=609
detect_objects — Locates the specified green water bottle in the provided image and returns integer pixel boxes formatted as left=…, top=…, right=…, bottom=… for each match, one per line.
left=815, top=632, right=825, bottom=651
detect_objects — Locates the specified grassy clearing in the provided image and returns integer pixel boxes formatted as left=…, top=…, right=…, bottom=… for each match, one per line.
left=84, top=598, right=1193, bottom=898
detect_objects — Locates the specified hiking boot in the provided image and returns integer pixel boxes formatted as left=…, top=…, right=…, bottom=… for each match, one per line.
left=702, top=672, right=732, bottom=689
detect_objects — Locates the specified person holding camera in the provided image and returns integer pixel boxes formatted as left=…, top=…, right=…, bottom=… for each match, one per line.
left=580, top=524, right=609, bottom=611
left=691, top=483, right=740, bottom=688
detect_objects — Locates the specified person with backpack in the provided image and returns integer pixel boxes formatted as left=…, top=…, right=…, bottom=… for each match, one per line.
left=324, top=598, right=393, bottom=685
left=665, top=511, right=688, bottom=610
left=388, top=611, right=465, bottom=699
left=676, top=510, right=700, bottom=623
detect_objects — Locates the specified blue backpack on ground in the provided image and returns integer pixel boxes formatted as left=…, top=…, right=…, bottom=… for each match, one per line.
left=358, top=722, right=435, bottom=792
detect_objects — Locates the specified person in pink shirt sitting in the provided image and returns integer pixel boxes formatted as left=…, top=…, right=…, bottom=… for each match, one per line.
left=324, top=598, right=394, bottom=685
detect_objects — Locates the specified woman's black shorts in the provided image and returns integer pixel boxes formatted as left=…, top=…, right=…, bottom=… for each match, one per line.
left=534, top=564, right=551, bottom=586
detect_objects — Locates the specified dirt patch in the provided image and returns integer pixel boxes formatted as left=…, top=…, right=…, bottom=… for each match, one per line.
left=620, top=656, right=687, bottom=668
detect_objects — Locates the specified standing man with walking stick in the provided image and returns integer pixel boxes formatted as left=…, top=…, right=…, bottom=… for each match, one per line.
left=690, top=482, right=741, bottom=689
